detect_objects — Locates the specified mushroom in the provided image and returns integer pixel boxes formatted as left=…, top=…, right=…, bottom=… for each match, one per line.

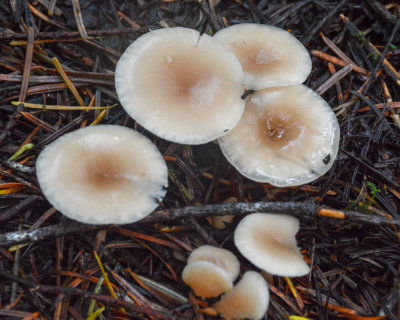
left=36, top=125, right=168, bottom=224
left=182, top=245, right=240, bottom=298
left=214, top=23, right=312, bottom=90
left=208, top=197, right=236, bottom=230
left=115, top=27, right=245, bottom=145
left=209, top=214, right=235, bottom=230
left=181, top=260, right=234, bottom=298
left=187, top=245, right=240, bottom=282
left=214, top=271, right=269, bottom=320
left=218, top=85, right=340, bottom=187
left=234, top=213, right=310, bottom=277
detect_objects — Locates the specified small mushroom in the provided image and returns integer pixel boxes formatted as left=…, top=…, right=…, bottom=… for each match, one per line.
left=210, top=214, right=235, bottom=230
left=214, top=271, right=269, bottom=320
left=36, top=125, right=168, bottom=224
left=218, top=85, right=340, bottom=187
left=115, top=27, right=245, bottom=145
left=234, top=213, right=310, bottom=277
left=181, top=261, right=233, bottom=298
left=214, top=23, right=312, bottom=90
left=208, top=197, right=236, bottom=229
left=187, top=245, right=240, bottom=282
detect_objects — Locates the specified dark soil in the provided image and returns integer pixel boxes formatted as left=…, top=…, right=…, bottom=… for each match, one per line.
left=1, top=1, right=400, bottom=319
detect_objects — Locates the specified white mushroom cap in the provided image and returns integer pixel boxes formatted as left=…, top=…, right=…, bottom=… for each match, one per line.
left=182, top=261, right=233, bottom=298
left=115, top=27, right=245, bottom=145
left=234, top=213, right=310, bottom=277
left=214, top=23, right=312, bottom=90
left=218, top=85, right=340, bottom=187
left=187, top=245, right=240, bottom=282
left=214, top=271, right=269, bottom=320
left=36, top=125, right=168, bottom=224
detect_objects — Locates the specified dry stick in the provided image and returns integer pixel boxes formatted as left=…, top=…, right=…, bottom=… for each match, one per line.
left=10, top=224, right=22, bottom=302
left=0, top=196, right=42, bottom=223
left=18, top=27, right=34, bottom=102
left=1, top=202, right=400, bottom=247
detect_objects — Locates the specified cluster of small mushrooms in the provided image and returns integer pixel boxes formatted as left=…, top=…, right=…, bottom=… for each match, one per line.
left=37, top=23, right=339, bottom=225
left=182, top=213, right=309, bottom=319
left=35, top=23, right=339, bottom=318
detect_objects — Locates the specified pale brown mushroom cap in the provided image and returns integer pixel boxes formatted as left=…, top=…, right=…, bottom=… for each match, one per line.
left=219, top=85, right=340, bottom=187
left=182, top=261, right=233, bottom=298
left=214, top=23, right=312, bottom=90
left=210, top=215, right=235, bottom=230
left=234, top=213, right=310, bottom=277
left=115, top=27, right=245, bottom=145
left=214, top=271, right=269, bottom=320
left=187, top=245, right=240, bottom=282
left=36, top=125, right=168, bottom=225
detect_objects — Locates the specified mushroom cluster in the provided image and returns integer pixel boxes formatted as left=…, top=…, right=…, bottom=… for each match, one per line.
left=214, top=23, right=340, bottom=187
left=181, top=245, right=240, bottom=298
left=182, top=245, right=270, bottom=320
left=181, top=214, right=309, bottom=319
left=114, top=24, right=339, bottom=187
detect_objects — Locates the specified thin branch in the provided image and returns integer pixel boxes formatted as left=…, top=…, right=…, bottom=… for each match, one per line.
left=0, top=201, right=399, bottom=246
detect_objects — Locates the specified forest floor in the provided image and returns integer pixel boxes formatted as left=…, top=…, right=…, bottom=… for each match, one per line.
left=1, top=0, right=400, bottom=319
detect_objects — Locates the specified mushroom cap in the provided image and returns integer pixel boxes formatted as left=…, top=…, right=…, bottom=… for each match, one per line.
left=218, top=85, right=340, bottom=187
left=214, top=271, right=269, bottom=320
left=210, top=215, right=235, bottom=230
left=36, top=125, right=168, bottom=224
left=187, top=245, right=240, bottom=282
left=214, top=23, right=312, bottom=90
left=234, top=213, right=310, bottom=277
left=182, top=261, right=233, bottom=298
left=115, top=27, right=245, bottom=145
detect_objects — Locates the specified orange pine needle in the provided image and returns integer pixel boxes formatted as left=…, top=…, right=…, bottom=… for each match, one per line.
left=318, top=208, right=346, bottom=219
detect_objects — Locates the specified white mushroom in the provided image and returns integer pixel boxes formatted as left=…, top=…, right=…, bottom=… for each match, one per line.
left=115, top=27, right=245, bottom=145
left=36, top=125, right=168, bottom=224
left=214, top=23, right=312, bottom=90
left=181, top=261, right=233, bottom=298
left=187, top=245, right=240, bottom=282
left=214, top=271, right=269, bottom=320
left=234, top=213, right=310, bottom=277
left=219, top=85, right=340, bottom=187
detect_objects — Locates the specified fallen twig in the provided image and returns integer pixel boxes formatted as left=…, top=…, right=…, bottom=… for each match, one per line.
left=0, top=201, right=399, bottom=246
